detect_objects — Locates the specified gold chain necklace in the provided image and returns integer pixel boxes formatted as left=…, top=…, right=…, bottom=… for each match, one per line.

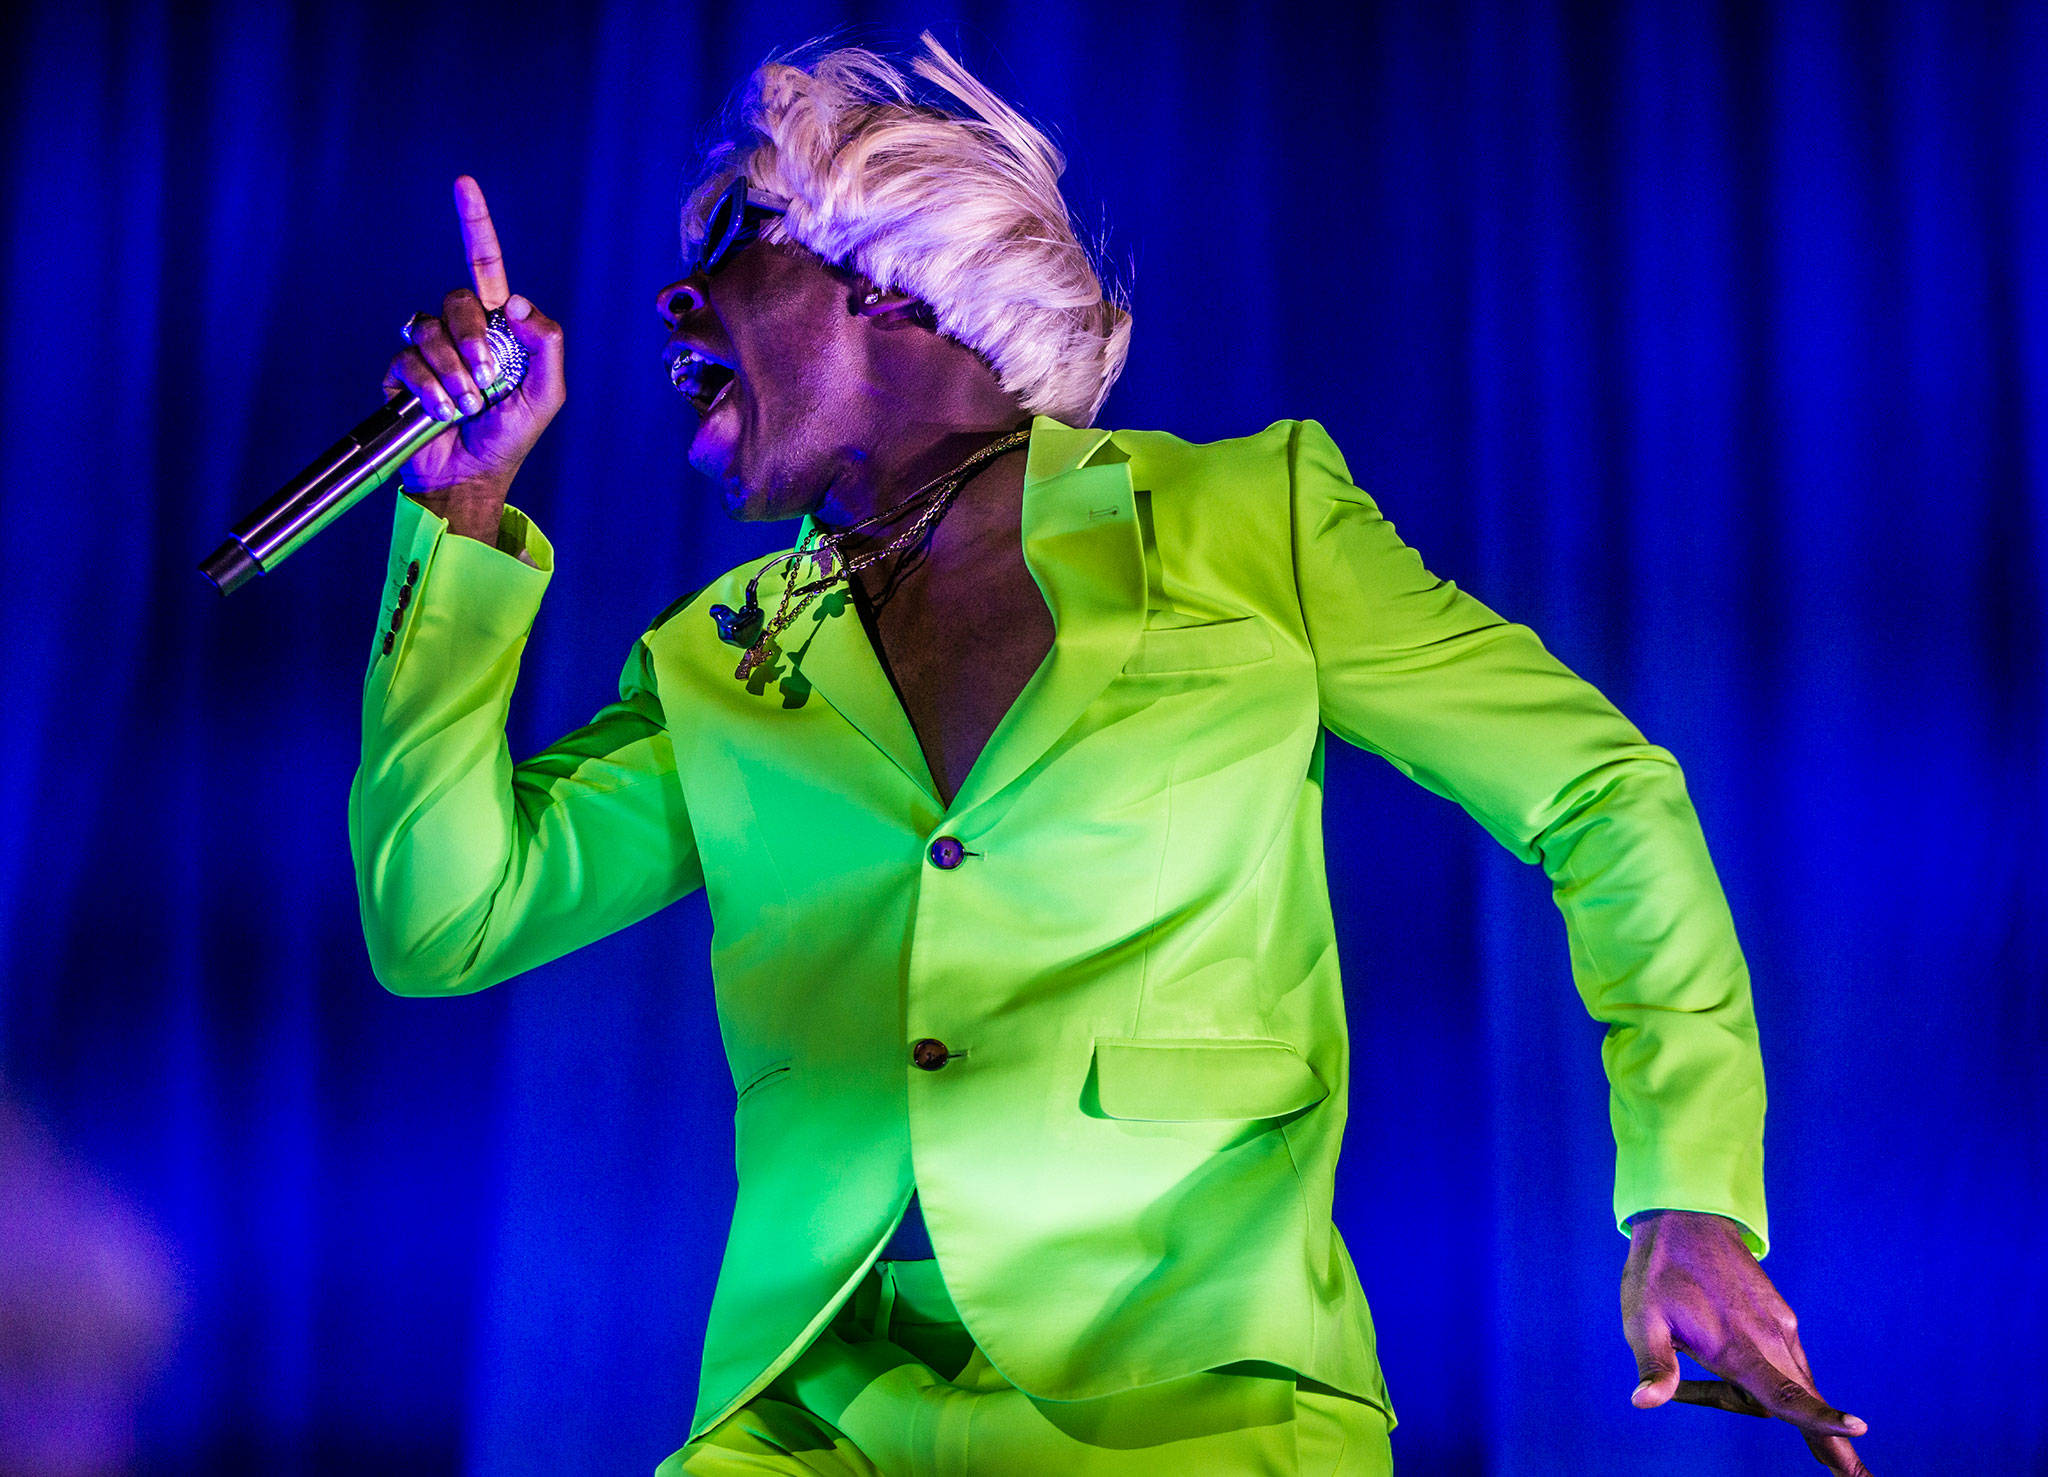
left=709, top=426, right=1032, bottom=680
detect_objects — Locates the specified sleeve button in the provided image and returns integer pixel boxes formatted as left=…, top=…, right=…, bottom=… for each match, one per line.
left=380, top=631, right=395, bottom=655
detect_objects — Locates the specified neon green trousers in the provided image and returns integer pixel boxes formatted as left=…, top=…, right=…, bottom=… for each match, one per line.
left=657, top=1258, right=1395, bottom=1475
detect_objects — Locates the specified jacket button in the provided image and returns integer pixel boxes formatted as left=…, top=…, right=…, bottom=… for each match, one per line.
left=927, top=836, right=965, bottom=869
left=911, top=1038, right=951, bottom=1071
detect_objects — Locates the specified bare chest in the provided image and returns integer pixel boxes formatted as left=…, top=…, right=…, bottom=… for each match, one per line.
left=854, top=552, right=1055, bottom=808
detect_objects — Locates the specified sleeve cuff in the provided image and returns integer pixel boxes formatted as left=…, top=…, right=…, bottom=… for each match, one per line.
left=1614, top=1139, right=1770, bottom=1259
left=379, top=493, right=553, bottom=656
left=493, top=502, right=553, bottom=571
left=394, top=491, right=554, bottom=565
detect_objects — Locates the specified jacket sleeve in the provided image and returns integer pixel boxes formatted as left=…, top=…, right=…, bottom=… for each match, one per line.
left=1285, top=418, right=1769, bottom=1256
left=347, top=493, right=704, bottom=997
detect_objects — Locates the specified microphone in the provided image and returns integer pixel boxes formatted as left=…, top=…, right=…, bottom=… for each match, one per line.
left=198, top=309, right=530, bottom=596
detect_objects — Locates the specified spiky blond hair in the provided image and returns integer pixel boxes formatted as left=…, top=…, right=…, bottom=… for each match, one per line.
left=680, top=30, right=1132, bottom=428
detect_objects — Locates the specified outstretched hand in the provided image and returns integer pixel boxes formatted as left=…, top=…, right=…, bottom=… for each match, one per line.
left=1622, top=1209, right=1871, bottom=1474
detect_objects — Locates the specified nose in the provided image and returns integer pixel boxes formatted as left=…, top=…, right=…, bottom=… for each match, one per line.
left=656, top=274, right=708, bottom=326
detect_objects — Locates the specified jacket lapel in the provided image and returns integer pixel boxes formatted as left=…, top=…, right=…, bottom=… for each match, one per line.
left=948, top=417, right=1142, bottom=814
left=784, top=415, right=1145, bottom=816
left=780, top=536, right=941, bottom=804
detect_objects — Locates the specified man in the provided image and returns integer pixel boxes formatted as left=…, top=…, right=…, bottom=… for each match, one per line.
left=351, top=31, right=1870, bottom=1475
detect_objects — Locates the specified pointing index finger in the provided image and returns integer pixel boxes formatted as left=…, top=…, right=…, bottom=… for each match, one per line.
left=454, top=175, right=510, bottom=310
left=1720, top=1345, right=1866, bottom=1438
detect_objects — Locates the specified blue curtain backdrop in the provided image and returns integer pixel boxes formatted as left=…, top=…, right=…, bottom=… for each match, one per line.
left=1, top=0, right=2039, bottom=1471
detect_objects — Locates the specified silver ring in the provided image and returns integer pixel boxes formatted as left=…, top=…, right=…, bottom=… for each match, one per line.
left=401, top=311, right=437, bottom=345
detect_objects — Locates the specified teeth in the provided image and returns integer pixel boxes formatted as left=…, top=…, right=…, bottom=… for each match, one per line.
left=669, top=348, right=726, bottom=393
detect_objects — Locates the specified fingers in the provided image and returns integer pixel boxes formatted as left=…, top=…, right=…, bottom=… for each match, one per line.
left=1804, top=1429, right=1875, bottom=1475
left=455, top=175, right=510, bottom=309
left=1623, top=1308, right=1682, bottom=1410
left=1784, top=1335, right=1873, bottom=1472
left=386, top=294, right=562, bottom=426
left=1667, top=1380, right=1872, bottom=1475
left=1619, top=1248, right=1678, bottom=1412
left=1717, top=1345, right=1868, bottom=1440
left=501, top=294, right=565, bottom=409
left=405, top=312, right=486, bottom=417
left=442, top=287, right=500, bottom=398
left=1671, top=1378, right=1769, bottom=1418
left=386, top=336, right=465, bottom=422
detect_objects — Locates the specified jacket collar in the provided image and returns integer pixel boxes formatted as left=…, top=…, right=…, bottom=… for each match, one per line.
left=778, top=414, right=1143, bottom=816
left=1025, top=416, right=1126, bottom=480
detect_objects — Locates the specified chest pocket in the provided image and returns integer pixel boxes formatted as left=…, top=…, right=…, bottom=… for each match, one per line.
left=1121, top=615, right=1274, bottom=675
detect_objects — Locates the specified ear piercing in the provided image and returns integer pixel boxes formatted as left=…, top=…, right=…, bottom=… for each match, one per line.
left=864, top=290, right=881, bottom=305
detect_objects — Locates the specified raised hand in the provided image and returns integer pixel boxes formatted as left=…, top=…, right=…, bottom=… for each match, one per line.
left=382, top=176, right=566, bottom=534
left=1622, top=1209, right=1872, bottom=1474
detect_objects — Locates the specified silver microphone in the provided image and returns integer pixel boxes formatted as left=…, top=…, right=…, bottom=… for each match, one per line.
left=198, top=309, right=530, bottom=596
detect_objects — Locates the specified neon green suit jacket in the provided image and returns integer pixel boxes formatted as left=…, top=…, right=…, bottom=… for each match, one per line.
left=349, top=413, right=1768, bottom=1443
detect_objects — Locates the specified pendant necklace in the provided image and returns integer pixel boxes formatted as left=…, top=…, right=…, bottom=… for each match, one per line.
left=710, top=426, right=1031, bottom=681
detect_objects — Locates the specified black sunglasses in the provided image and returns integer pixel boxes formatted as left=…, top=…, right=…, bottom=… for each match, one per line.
left=686, top=174, right=786, bottom=281
left=668, top=173, right=933, bottom=325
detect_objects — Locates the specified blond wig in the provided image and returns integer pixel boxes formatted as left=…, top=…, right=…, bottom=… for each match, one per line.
left=680, top=31, right=1132, bottom=428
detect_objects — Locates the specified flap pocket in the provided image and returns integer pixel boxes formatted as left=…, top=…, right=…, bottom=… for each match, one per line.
left=1121, top=616, right=1274, bottom=675
left=1089, top=1037, right=1327, bottom=1122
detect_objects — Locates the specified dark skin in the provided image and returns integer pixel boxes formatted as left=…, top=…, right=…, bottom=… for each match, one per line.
left=389, top=176, right=1048, bottom=805
left=649, top=207, right=1052, bottom=806
left=388, top=176, right=1870, bottom=1471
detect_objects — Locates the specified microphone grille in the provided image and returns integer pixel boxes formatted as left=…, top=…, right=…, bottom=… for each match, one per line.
left=480, top=309, right=531, bottom=399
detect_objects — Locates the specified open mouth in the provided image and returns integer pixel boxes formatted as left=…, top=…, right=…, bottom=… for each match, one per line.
left=669, top=347, right=739, bottom=416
